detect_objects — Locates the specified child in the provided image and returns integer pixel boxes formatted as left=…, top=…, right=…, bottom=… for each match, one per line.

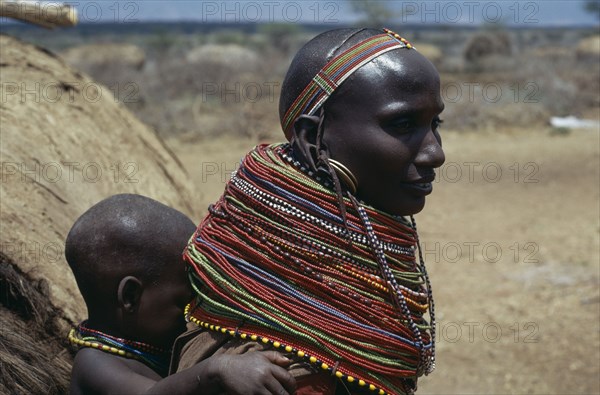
left=66, top=193, right=296, bottom=394
left=177, top=28, right=445, bottom=395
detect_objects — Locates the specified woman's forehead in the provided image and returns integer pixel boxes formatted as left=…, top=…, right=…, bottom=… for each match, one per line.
left=330, top=50, right=442, bottom=109
left=365, top=49, right=438, bottom=85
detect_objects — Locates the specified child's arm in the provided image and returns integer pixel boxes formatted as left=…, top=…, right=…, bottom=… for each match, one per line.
left=71, top=348, right=296, bottom=395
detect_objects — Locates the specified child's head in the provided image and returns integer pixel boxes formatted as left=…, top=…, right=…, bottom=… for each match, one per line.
left=279, top=28, right=446, bottom=216
left=66, top=194, right=196, bottom=348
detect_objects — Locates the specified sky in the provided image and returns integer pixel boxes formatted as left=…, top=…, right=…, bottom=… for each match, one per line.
left=2, top=1, right=599, bottom=26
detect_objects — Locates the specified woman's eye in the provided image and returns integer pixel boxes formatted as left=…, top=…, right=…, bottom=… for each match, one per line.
left=391, top=119, right=414, bottom=133
left=388, top=117, right=444, bottom=135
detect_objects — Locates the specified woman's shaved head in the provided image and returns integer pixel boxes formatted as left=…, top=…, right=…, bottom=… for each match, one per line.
left=279, top=28, right=391, bottom=138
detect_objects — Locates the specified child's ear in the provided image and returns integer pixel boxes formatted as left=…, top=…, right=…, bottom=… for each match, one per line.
left=117, top=276, right=143, bottom=314
left=290, top=114, right=325, bottom=173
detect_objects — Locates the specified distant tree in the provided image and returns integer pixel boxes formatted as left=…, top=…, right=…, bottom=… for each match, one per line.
left=349, top=0, right=396, bottom=26
left=584, top=1, right=600, bottom=20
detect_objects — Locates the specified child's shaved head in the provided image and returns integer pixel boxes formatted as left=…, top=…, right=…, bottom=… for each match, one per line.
left=66, top=194, right=195, bottom=313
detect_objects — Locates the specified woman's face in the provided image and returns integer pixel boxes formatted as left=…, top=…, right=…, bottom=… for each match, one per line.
left=322, top=49, right=445, bottom=216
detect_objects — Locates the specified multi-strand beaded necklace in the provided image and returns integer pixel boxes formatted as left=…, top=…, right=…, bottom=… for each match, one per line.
left=185, top=144, right=435, bottom=395
left=68, top=321, right=171, bottom=375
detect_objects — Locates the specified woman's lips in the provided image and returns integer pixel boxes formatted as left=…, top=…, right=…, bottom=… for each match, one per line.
left=400, top=181, right=433, bottom=195
left=399, top=172, right=436, bottom=195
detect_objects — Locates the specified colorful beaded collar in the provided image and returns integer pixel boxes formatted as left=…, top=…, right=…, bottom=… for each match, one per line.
left=184, top=144, right=435, bottom=395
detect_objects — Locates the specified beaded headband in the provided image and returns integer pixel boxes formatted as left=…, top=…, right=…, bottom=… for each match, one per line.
left=281, top=28, right=414, bottom=138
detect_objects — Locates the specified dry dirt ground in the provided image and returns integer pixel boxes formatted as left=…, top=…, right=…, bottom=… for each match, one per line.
left=168, top=127, right=600, bottom=395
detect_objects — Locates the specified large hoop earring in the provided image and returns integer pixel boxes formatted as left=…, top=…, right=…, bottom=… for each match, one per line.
left=328, top=159, right=358, bottom=195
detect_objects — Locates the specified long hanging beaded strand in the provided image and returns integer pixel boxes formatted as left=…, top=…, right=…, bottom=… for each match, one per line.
left=349, top=195, right=432, bottom=375
left=410, top=215, right=436, bottom=375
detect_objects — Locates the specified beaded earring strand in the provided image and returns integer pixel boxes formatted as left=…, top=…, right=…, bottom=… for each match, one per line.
left=68, top=321, right=171, bottom=375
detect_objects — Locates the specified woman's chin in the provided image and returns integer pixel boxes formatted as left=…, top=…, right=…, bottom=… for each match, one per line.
left=374, top=196, right=427, bottom=217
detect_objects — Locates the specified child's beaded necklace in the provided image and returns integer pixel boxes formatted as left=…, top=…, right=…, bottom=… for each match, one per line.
left=68, top=321, right=171, bottom=375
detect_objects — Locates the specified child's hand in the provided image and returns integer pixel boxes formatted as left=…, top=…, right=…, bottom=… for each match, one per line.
left=216, top=351, right=296, bottom=395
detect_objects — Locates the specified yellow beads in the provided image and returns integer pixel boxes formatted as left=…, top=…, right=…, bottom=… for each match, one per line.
left=67, top=329, right=136, bottom=361
left=384, top=27, right=413, bottom=49
left=183, top=320, right=390, bottom=395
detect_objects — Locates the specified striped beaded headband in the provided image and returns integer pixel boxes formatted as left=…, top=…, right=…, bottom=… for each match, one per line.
left=281, top=28, right=414, bottom=138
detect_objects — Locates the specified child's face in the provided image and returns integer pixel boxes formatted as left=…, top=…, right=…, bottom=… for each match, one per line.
left=135, top=261, right=192, bottom=349
left=323, top=49, right=445, bottom=216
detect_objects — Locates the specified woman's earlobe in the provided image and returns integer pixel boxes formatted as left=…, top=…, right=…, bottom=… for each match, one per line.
left=290, top=114, right=325, bottom=173
left=117, top=276, right=143, bottom=314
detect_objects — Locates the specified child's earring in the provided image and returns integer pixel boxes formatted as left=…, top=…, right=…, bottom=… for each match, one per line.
left=328, top=159, right=358, bottom=195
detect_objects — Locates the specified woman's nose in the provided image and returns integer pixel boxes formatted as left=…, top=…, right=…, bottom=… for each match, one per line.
left=415, top=131, right=445, bottom=169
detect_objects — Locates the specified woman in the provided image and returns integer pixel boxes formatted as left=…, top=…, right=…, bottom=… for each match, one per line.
left=177, top=28, right=445, bottom=395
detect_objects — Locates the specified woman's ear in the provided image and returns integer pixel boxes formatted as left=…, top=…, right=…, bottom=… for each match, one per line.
left=117, top=276, right=143, bottom=314
left=290, top=114, right=324, bottom=173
